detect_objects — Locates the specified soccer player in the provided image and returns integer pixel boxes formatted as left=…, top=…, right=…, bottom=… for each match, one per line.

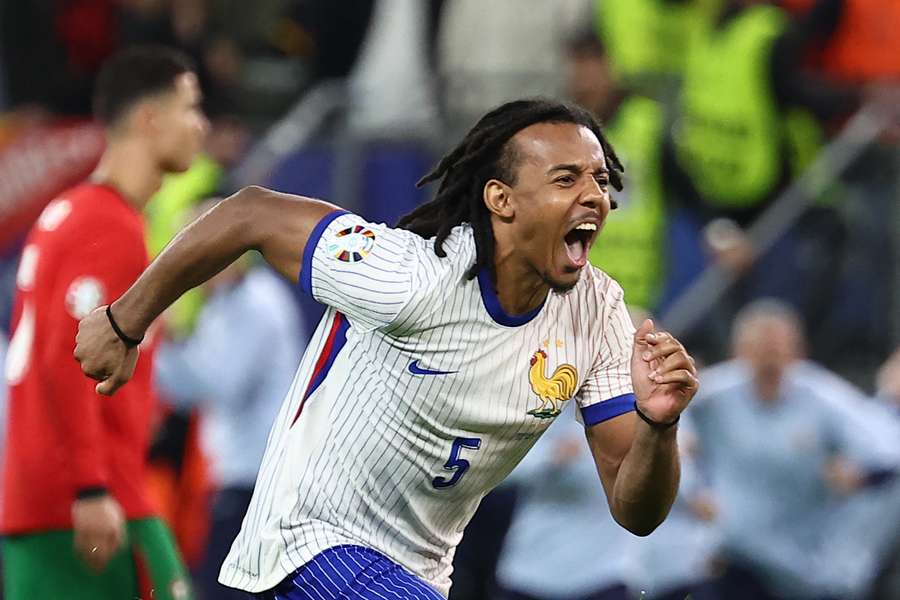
left=2, top=47, right=207, bottom=599
left=75, top=99, right=699, bottom=598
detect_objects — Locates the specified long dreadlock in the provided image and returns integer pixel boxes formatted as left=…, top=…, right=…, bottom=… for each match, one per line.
left=397, top=99, right=624, bottom=280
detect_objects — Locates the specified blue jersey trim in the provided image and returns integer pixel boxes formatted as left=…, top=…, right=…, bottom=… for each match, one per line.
left=299, top=209, right=350, bottom=295
left=580, top=393, right=636, bottom=427
left=477, top=268, right=545, bottom=327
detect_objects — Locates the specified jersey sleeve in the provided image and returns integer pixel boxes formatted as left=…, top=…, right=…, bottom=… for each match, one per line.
left=41, top=215, right=147, bottom=491
left=299, top=211, right=422, bottom=330
left=575, top=283, right=636, bottom=427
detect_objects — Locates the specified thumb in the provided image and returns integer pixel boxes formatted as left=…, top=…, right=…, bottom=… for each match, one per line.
left=95, top=348, right=138, bottom=396
left=95, top=376, right=121, bottom=397
left=633, top=318, right=655, bottom=348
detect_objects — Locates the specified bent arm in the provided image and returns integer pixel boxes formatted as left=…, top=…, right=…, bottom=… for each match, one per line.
left=586, top=412, right=680, bottom=536
left=113, top=186, right=337, bottom=338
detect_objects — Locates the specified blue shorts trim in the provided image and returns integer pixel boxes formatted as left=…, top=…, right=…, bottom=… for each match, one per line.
left=253, top=545, right=444, bottom=599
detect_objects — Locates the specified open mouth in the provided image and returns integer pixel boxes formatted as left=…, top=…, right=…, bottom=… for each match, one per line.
left=563, top=222, right=598, bottom=267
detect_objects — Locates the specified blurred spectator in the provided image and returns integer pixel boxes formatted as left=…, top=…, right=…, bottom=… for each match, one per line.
left=301, top=0, right=376, bottom=82
left=688, top=299, right=899, bottom=599
left=566, top=34, right=667, bottom=312
left=437, top=0, right=592, bottom=138
left=660, top=0, right=865, bottom=360
left=155, top=221, right=304, bottom=600
left=780, top=0, right=900, bottom=86
left=494, top=405, right=633, bottom=600
left=593, top=0, right=720, bottom=99
left=450, top=484, right=519, bottom=600
left=145, top=113, right=249, bottom=334
left=140, top=114, right=249, bottom=573
left=624, top=425, right=720, bottom=599
left=877, top=348, right=900, bottom=410
left=346, top=0, right=440, bottom=138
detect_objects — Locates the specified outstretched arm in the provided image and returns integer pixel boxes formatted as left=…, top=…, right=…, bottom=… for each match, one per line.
left=586, top=320, right=698, bottom=536
left=75, top=186, right=338, bottom=394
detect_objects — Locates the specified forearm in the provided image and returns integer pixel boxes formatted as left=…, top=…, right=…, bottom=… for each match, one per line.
left=609, top=422, right=680, bottom=536
left=112, top=186, right=335, bottom=337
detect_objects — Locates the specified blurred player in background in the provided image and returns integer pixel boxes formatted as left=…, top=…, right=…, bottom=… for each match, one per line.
left=75, top=99, right=698, bottom=599
left=1, top=46, right=207, bottom=599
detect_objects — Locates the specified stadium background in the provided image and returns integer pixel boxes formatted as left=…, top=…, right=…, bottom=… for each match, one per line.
left=0, top=0, right=898, bottom=598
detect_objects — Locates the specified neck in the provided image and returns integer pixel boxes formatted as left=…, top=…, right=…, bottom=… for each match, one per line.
left=754, top=377, right=782, bottom=405
left=91, top=137, right=165, bottom=211
left=597, top=88, right=627, bottom=122
left=491, top=244, right=548, bottom=316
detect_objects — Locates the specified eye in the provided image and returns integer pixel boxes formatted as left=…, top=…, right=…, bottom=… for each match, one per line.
left=555, top=175, right=576, bottom=186
left=593, top=173, right=610, bottom=188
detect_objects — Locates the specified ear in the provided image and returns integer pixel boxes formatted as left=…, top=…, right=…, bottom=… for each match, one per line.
left=125, top=101, right=157, bottom=138
left=483, top=179, right=514, bottom=219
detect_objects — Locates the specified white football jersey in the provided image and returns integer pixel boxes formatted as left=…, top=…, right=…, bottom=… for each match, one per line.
left=219, top=212, right=636, bottom=595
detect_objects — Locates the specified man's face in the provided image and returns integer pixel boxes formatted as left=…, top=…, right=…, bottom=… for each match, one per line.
left=736, top=318, right=802, bottom=387
left=497, top=122, right=612, bottom=291
left=149, top=72, right=208, bottom=172
left=566, top=48, right=615, bottom=117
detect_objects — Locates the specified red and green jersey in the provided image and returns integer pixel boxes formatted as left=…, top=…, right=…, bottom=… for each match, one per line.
left=2, top=183, right=158, bottom=534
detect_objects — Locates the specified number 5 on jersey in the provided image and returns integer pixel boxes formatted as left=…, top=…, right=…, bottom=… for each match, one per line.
left=432, top=437, right=482, bottom=489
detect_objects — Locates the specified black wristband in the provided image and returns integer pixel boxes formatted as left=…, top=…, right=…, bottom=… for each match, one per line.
left=75, top=486, right=108, bottom=500
left=634, top=401, right=680, bottom=430
left=106, top=304, right=143, bottom=348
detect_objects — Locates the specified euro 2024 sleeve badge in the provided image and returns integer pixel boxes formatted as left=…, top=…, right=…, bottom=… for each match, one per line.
left=327, top=225, right=376, bottom=263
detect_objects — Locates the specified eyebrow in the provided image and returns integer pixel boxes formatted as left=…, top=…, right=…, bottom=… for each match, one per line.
left=547, top=163, right=609, bottom=176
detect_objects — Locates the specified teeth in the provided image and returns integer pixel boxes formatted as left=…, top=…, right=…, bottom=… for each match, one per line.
left=575, top=223, right=597, bottom=231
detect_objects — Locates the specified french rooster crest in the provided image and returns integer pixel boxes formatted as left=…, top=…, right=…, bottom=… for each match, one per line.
left=527, top=349, right=578, bottom=419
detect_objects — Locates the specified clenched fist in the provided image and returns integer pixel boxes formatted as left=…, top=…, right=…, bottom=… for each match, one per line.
left=74, top=306, right=139, bottom=396
left=630, top=319, right=699, bottom=425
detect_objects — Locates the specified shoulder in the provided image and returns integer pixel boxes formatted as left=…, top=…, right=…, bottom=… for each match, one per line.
left=44, top=184, right=143, bottom=243
left=695, top=360, right=751, bottom=402
left=373, top=221, right=477, bottom=286
left=789, top=360, right=867, bottom=405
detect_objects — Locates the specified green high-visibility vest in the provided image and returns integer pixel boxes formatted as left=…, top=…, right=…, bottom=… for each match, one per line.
left=674, top=5, right=821, bottom=208
left=589, top=96, right=666, bottom=311
left=595, top=0, right=720, bottom=94
left=143, top=154, right=223, bottom=335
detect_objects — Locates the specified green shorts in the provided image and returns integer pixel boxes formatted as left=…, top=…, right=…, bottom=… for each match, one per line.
left=2, top=517, right=193, bottom=600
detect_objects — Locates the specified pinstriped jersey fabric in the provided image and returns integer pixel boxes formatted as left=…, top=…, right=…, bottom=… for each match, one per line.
left=219, top=213, right=636, bottom=596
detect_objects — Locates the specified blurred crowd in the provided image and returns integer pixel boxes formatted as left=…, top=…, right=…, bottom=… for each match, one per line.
left=0, top=0, right=898, bottom=599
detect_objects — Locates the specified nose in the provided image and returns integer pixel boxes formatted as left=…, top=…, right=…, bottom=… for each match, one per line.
left=579, top=176, right=607, bottom=211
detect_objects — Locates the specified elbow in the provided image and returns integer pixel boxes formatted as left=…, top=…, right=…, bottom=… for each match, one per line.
left=219, top=185, right=273, bottom=246
left=610, top=503, right=669, bottom=537
left=621, top=519, right=662, bottom=538
left=226, top=185, right=271, bottom=220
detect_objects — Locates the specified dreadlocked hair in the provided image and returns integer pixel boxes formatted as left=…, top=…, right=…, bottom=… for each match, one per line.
left=397, top=98, right=624, bottom=280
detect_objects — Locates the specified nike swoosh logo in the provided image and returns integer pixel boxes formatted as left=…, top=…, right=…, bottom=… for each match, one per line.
left=408, top=360, right=457, bottom=376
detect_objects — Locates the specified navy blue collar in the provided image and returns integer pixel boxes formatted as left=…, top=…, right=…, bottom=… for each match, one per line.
left=477, top=268, right=545, bottom=327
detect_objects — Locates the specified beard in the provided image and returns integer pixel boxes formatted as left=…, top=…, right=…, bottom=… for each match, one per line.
left=542, top=269, right=580, bottom=294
